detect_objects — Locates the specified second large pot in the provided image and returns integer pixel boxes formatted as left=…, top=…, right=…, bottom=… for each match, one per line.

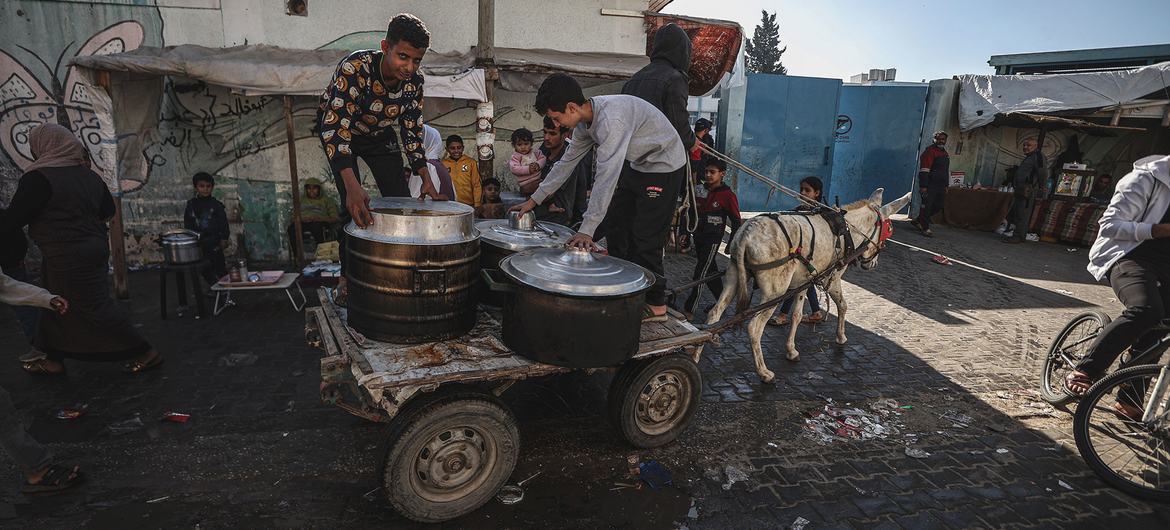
left=486, top=248, right=653, bottom=368
left=476, top=211, right=574, bottom=306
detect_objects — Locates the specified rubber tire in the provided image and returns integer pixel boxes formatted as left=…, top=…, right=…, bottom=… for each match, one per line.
left=1073, top=364, right=1170, bottom=502
left=608, top=354, right=702, bottom=449
left=1040, top=311, right=1111, bottom=406
left=381, top=387, right=519, bottom=523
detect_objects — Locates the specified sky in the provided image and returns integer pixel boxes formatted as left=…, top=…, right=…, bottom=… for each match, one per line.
left=666, top=0, right=1170, bottom=82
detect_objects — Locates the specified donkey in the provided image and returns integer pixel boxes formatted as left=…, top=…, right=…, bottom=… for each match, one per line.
left=702, top=188, right=912, bottom=383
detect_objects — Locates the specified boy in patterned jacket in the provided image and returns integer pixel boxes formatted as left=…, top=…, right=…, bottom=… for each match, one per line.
left=316, top=13, right=443, bottom=287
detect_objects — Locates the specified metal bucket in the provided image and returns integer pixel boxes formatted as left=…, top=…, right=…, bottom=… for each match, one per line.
left=159, top=229, right=203, bottom=264
left=344, top=198, right=480, bottom=343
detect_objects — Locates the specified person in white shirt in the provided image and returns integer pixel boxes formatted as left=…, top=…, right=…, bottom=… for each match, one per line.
left=1067, top=155, right=1170, bottom=407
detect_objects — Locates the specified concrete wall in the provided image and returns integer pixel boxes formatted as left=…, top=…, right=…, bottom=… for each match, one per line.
left=1, top=0, right=649, bottom=264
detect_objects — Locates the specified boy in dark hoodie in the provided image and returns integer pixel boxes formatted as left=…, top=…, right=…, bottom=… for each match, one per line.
left=683, top=158, right=741, bottom=316
left=622, top=23, right=695, bottom=152
left=184, top=172, right=230, bottom=286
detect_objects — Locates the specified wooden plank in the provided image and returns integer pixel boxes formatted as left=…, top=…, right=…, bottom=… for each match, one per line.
left=312, top=307, right=341, bottom=359
left=637, top=330, right=712, bottom=356
left=316, top=289, right=373, bottom=374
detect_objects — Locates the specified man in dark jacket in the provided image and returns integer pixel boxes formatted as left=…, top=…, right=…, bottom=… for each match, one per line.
left=1003, top=138, right=1048, bottom=243
left=537, top=115, right=592, bottom=227
left=912, top=131, right=950, bottom=237
left=622, top=23, right=695, bottom=152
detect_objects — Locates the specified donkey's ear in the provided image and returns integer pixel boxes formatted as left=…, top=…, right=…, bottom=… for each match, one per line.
left=881, top=192, right=913, bottom=217
left=868, top=188, right=885, bottom=206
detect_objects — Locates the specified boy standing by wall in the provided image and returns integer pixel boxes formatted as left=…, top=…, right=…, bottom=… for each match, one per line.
left=442, top=135, right=482, bottom=208
left=184, top=172, right=229, bottom=287
left=537, top=115, right=592, bottom=227
left=513, top=74, right=687, bottom=321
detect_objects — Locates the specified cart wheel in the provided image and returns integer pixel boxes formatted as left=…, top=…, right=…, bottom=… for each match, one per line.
left=608, top=354, right=702, bottom=449
left=382, top=388, right=519, bottom=523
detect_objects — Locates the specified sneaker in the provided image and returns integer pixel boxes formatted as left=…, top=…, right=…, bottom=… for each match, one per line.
left=18, top=348, right=46, bottom=363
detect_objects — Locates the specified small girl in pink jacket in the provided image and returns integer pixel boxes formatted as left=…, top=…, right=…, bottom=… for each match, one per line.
left=508, top=128, right=546, bottom=191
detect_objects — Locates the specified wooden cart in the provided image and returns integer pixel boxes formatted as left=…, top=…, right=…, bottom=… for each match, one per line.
left=304, top=288, right=712, bottom=523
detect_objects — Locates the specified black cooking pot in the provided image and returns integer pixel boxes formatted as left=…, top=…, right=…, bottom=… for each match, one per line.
left=475, top=211, right=573, bottom=307
left=483, top=248, right=653, bottom=368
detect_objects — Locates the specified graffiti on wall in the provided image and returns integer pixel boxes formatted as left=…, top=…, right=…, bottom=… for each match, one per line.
left=0, top=21, right=146, bottom=186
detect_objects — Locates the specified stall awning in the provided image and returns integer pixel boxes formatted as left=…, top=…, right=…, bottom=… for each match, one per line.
left=644, top=13, right=744, bottom=96
left=956, top=61, right=1170, bottom=131
left=69, top=44, right=658, bottom=99
left=989, top=112, right=1147, bottom=136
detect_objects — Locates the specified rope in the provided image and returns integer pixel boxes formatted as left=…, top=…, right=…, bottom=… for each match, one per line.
left=684, top=157, right=698, bottom=233
left=696, top=142, right=884, bottom=250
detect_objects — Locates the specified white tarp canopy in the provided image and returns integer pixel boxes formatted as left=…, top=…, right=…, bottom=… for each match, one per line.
left=957, top=61, right=1170, bottom=131
left=70, top=44, right=652, bottom=99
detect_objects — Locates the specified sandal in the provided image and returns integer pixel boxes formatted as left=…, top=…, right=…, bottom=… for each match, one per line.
left=22, top=465, right=83, bottom=495
left=1112, top=402, right=1144, bottom=422
left=21, top=359, right=66, bottom=377
left=642, top=306, right=668, bottom=323
left=1064, top=370, right=1094, bottom=397
left=123, top=354, right=164, bottom=375
left=803, top=311, right=825, bottom=324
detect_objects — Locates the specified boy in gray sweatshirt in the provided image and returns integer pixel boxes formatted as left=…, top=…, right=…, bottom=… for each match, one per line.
left=513, top=74, right=687, bottom=321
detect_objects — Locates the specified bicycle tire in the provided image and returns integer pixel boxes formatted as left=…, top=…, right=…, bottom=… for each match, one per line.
left=1073, top=363, right=1170, bottom=502
left=1040, top=311, right=1110, bottom=406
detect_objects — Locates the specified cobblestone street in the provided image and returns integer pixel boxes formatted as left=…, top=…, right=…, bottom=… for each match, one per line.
left=2, top=220, right=1169, bottom=529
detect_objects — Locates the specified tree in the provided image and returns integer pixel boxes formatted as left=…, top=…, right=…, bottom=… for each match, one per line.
left=744, top=10, right=787, bottom=75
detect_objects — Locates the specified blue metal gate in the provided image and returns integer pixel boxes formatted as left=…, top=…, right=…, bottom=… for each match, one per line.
left=829, top=84, right=928, bottom=207
left=717, top=74, right=842, bottom=211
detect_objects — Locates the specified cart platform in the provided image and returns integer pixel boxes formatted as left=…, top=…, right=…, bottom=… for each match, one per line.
left=306, top=288, right=710, bottom=422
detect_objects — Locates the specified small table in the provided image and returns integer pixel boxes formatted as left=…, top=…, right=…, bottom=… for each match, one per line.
left=210, top=272, right=307, bottom=316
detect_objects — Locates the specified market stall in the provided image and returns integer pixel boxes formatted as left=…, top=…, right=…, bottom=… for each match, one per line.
left=932, top=187, right=1014, bottom=231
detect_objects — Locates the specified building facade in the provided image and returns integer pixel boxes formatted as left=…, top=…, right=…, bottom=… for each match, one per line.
left=0, top=0, right=658, bottom=263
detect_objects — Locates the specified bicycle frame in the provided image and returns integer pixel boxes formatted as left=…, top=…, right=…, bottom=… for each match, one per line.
left=1141, top=365, right=1170, bottom=423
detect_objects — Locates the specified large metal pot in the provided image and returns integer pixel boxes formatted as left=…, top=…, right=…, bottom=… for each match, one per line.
left=159, top=229, right=202, bottom=264
left=484, top=248, right=653, bottom=368
left=475, top=211, right=574, bottom=306
left=345, top=198, right=480, bottom=343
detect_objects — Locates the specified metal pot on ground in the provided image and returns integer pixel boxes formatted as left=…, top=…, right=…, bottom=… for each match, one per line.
left=345, top=198, right=480, bottom=343
left=483, top=247, right=653, bottom=368
left=159, top=229, right=203, bottom=265
left=475, top=211, right=574, bottom=306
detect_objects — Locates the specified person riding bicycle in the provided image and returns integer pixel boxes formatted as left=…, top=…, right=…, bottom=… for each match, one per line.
left=1067, top=155, right=1170, bottom=406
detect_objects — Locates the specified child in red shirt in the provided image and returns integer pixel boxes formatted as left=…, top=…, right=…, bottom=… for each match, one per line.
left=683, top=158, right=742, bottom=316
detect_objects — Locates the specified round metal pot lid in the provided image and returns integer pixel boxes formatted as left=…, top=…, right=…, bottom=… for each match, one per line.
left=499, top=247, right=653, bottom=297
left=345, top=197, right=478, bottom=245
left=476, top=219, right=575, bottom=251
left=160, top=228, right=199, bottom=244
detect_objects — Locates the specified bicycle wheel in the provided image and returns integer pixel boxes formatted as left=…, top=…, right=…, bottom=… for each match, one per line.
left=1040, top=311, right=1110, bottom=405
left=1073, top=364, right=1170, bottom=502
